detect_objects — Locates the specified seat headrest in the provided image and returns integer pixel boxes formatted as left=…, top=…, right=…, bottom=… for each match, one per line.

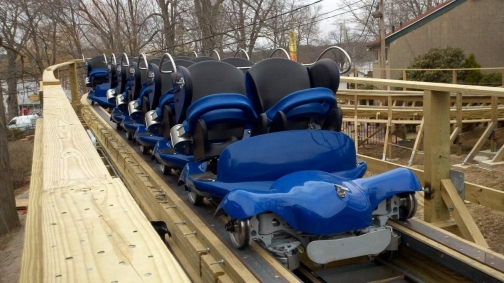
left=308, top=59, right=340, bottom=93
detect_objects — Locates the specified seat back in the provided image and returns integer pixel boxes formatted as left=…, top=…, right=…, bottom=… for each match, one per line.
left=108, top=58, right=118, bottom=88
left=87, top=56, right=107, bottom=75
left=217, top=130, right=357, bottom=183
left=245, top=58, right=310, bottom=114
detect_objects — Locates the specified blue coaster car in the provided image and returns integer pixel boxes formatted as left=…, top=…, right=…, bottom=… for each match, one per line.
left=180, top=130, right=420, bottom=269
left=86, top=54, right=115, bottom=108
left=111, top=55, right=137, bottom=129
left=137, top=56, right=195, bottom=155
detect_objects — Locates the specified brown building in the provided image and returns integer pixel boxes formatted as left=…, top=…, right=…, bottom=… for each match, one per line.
left=367, top=0, right=504, bottom=80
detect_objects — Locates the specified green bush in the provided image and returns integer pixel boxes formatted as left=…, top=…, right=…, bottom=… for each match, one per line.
left=480, top=72, right=503, bottom=86
left=406, top=47, right=465, bottom=83
left=462, top=53, right=483, bottom=84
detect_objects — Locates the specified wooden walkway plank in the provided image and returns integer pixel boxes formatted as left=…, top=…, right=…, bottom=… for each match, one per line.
left=21, top=68, right=190, bottom=282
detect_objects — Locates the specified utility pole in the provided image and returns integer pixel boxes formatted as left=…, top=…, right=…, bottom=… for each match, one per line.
left=379, top=0, right=386, bottom=84
left=372, top=1, right=386, bottom=89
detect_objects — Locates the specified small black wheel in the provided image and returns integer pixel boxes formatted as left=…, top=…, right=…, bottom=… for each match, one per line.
left=159, top=163, right=170, bottom=175
left=115, top=122, right=122, bottom=131
left=140, top=144, right=149, bottom=155
left=187, top=190, right=204, bottom=206
left=229, top=219, right=251, bottom=249
left=125, top=131, right=133, bottom=141
left=399, top=192, right=418, bottom=220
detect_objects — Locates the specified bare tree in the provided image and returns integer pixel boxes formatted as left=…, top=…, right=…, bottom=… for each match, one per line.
left=0, top=72, right=20, bottom=237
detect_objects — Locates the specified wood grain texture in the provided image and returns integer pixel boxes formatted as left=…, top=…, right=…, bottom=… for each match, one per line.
left=20, top=66, right=190, bottom=282
left=20, top=119, right=44, bottom=283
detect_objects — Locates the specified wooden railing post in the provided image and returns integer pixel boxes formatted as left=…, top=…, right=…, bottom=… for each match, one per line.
left=402, top=70, right=407, bottom=91
left=452, top=70, right=457, bottom=84
left=354, top=68, right=358, bottom=90
left=423, top=90, right=451, bottom=223
left=69, top=62, right=80, bottom=112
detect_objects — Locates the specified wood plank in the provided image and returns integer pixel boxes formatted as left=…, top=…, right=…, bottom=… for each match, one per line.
left=462, top=122, right=496, bottom=165
left=440, top=179, right=488, bottom=247
left=390, top=222, right=504, bottom=281
left=20, top=65, right=192, bottom=282
left=491, top=144, right=504, bottom=162
left=408, top=117, right=424, bottom=166
left=423, top=90, right=451, bottom=222
left=341, top=76, right=504, bottom=97
left=20, top=119, right=44, bottom=283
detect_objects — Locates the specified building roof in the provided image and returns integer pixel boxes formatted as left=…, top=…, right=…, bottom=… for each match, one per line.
left=367, top=0, right=466, bottom=47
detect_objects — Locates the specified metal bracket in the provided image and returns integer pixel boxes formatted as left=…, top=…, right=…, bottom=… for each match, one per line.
left=450, top=169, right=465, bottom=200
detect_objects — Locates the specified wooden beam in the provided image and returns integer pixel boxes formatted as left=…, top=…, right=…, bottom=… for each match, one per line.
left=408, top=117, right=424, bottom=166
left=382, top=96, right=393, bottom=160
left=423, top=90, right=451, bottom=222
left=341, top=76, right=504, bottom=97
left=440, top=179, right=488, bottom=247
left=490, top=96, right=498, bottom=151
left=68, top=62, right=80, bottom=112
left=462, top=122, right=496, bottom=165
left=491, top=144, right=504, bottom=162
left=450, top=126, right=461, bottom=143
left=20, top=119, right=44, bottom=283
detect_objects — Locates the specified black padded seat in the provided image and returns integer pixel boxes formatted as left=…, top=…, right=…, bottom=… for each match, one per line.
left=191, top=56, right=218, bottom=63
left=87, top=56, right=107, bottom=74
left=179, top=61, right=250, bottom=161
left=245, top=57, right=311, bottom=114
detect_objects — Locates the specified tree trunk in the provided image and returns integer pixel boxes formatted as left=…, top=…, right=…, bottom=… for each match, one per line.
left=6, top=52, right=19, bottom=120
left=0, top=78, right=20, bottom=236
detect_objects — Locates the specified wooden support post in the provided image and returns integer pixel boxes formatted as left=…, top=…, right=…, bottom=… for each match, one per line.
left=423, top=90, right=451, bottom=223
left=492, top=144, right=504, bottom=162
left=382, top=96, right=393, bottom=160
left=440, top=179, right=488, bottom=247
left=452, top=70, right=457, bottom=84
left=462, top=122, right=496, bottom=165
left=354, top=68, right=358, bottom=90
left=402, top=70, right=406, bottom=91
left=490, top=96, right=498, bottom=152
left=69, top=63, right=80, bottom=112
left=408, top=117, right=424, bottom=166
left=455, top=93, right=463, bottom=155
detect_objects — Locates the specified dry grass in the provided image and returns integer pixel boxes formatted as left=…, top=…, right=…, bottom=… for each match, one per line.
left=8, top=140, right=34, bottom=189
